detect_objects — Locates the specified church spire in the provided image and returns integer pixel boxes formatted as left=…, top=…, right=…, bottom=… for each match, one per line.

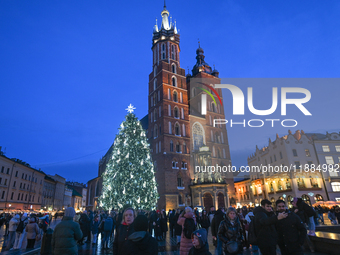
left=161, top=0, right=170, bottom=30
left=153, top=18, right=159, bottom=33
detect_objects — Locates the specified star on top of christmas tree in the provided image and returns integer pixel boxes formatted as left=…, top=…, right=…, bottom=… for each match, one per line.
left=125, top=104, right=136, bottom=113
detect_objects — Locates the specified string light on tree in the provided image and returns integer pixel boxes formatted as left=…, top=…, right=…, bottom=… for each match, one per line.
left=99, top=105, right=159, bottom=210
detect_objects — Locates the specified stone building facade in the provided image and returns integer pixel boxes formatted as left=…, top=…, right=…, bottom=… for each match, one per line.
left=312, top=132, right=340, bottom=201
left=48, top=174, right=66, bottom=210
left=0, top=155, right=45, bottom=210
left=42, top=175, right=56, bottom=210
left=248, top=130, right=328, bottom=207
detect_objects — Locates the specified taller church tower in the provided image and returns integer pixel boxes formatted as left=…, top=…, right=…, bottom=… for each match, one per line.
left=148, top=3, right=235, bottom=210
left=148, top=3, right=191, bottom=210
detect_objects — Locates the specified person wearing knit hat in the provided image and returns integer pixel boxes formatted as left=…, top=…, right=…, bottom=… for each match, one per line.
left=188, top=228, right=212, bottom=255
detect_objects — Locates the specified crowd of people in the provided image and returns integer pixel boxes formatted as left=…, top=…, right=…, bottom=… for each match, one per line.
left=0, top=211, right=51, bottom=251
left=1, top=198, right=339, bottom=255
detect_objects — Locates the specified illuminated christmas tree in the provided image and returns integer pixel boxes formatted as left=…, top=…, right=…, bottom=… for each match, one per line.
left=99, top=104, right=158, bottom=210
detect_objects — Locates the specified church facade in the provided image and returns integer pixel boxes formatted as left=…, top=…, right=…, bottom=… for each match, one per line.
left=147, top=4, right=235, bottom=211
left=87, top=3, right=235, bottom=212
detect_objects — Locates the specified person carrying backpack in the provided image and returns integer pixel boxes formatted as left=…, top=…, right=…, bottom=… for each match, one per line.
left=13, top=213, right=28, bottom=250
left=177, top=207, right=196, bottom=255
left=100, top=214, right=113, bottom=249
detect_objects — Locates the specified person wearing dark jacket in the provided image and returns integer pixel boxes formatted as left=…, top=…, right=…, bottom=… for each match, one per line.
left=86, top=210, right=94, bottom=243
left=211, top=208, right=225, bottom=254
left=189, top=228, right=212, bottom=255
left=218, top=207, right=243, bottom=255
left=91, top=216, right=99, bottom=245
left=169, top=209, right=175, bottom=237
left=112, top=208, right=135, bottom=255
left=160, top=210, right=168, bottom=240
left=275, top=200, right=307, bottom=255
left=122, top=215, right=158, bottom=255
left=116, top=210, right=123, bottom=228
left=154, top=210, right=163, bottom=241
left=100, top=215, right=113, bottom=249
left=292, top=197, right=316, bottom=236
left=253, top=199, right=287, bottom=255
left=78, top=210, right=90, bottom=245
left=197, top=210, right=210, bottom=235
left=174, top=209, right=182, bottom=246
left=148, top=210, right=157, bottom=236
left=52, top=207, right=83, bottom=255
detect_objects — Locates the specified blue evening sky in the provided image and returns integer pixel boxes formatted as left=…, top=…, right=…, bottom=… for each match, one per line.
left=1, top=0, right=339, bottom=183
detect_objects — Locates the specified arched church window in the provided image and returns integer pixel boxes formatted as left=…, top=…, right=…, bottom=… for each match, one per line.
left=172, top=76, right=177, bottom=87
left=154, top=124, right=158, bottom=138
left=192, top=87, right=196, bottom=97
left=161, top=43, right=165, bottom=60
left=173, top=91, right=178, bottom=102
left=177, top=176, right=183, bottom=187
left=153, top=79, right=157, bottom=91
left=211, top=102, right=216, bottom=112
left=175, top=123, right=180, bottom=136
left=170, top=140, right=174, bottom=152
left=176, top=141, right=180, bottom=152
left=172, top=45, right=175, bottom=60
left=172, top=63, right=176, bottom=73
left=192, top=122, right=204, bottom=151
left=174, top=107, right=179, bottom=118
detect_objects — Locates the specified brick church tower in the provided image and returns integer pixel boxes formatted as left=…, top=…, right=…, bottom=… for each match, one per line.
left=148, top=3, right=235, bottom=211
left=148, top=3, right=191, bottom=210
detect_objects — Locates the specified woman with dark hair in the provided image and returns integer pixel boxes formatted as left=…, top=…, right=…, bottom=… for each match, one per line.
left=198, top=210, right=210, bottom=235
left=218, top=207, right=244, bottom=255
left=112, top=208, right=135, bottom=255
